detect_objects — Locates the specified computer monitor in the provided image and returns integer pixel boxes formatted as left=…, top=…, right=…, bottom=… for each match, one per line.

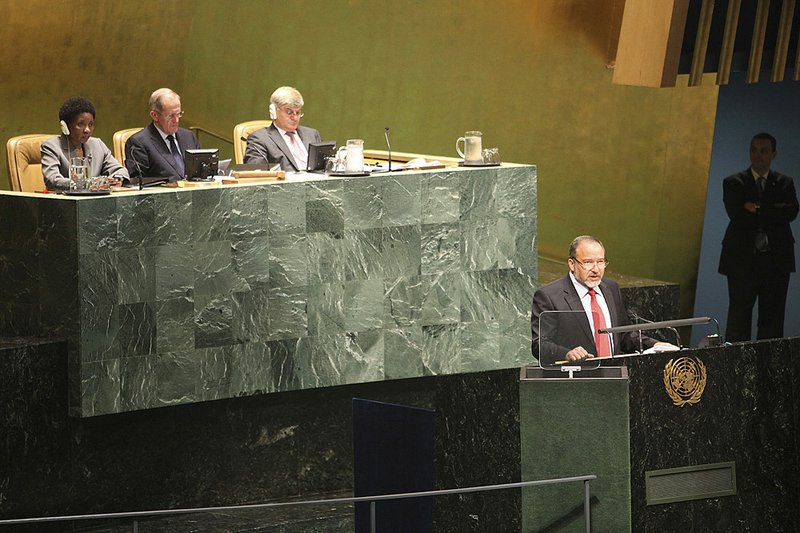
left=185, top=149, right=219, bottom=180
left=307, top=141, right=336, bottom=172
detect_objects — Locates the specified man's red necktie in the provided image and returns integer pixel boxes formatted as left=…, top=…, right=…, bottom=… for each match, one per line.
left=588, top=288, right=612, bottom=357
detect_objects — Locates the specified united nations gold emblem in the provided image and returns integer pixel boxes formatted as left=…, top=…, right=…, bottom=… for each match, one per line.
left=663, top=357, right=706, bottom=406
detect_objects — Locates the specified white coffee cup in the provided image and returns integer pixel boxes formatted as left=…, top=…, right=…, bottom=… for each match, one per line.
left=456, top=131, right=483, bottom=163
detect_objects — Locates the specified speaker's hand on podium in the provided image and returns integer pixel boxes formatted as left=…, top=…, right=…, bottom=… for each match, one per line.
left=642, top=342, right=680, bottom=354
left=564, top=346, right=596, bottom=362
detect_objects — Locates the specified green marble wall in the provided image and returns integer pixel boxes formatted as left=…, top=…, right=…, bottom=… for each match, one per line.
left=0, top=164, right=536, bottom=416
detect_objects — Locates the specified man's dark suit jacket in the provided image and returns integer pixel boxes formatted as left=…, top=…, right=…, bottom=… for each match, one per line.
left=243, top=124, right=322, bottom=172
left=124, top=123, right=200, bottom=181
left=531, top=275, right=656, bottom=366
left=719, top=168, right=798, bottom=276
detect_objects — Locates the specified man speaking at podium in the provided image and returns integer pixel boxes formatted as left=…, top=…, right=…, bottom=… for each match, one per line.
left=531, top=235, right=677, bottom=365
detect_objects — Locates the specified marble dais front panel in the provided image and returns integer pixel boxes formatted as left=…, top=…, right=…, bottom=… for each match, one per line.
left=0, top=164, right=537, bottom=416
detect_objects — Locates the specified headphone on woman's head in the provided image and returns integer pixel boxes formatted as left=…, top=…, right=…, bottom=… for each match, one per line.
left=60, top=120, right=69, bottom=135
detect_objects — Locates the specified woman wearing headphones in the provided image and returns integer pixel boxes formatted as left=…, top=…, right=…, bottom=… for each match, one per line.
left=41, top=96, right=128, bottom=190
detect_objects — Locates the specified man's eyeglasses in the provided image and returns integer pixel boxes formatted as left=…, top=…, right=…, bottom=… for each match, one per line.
left=570, top=257, right=609, bottom=270
left=159, top=111, right=185, bottom=120
left=281, top=108, right=304, bottom=118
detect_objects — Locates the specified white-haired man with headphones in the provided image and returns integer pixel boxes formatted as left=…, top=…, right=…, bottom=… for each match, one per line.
left=244, top=86, right=322, bottom=172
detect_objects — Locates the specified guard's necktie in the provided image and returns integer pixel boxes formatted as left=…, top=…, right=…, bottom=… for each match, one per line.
left=755, top=176, right=770, bottom=251
left=286, top=131, right=307, bottom=170
left=167, top=134, right=185, bottom=178
left=588, top=288, right=612, bottom=357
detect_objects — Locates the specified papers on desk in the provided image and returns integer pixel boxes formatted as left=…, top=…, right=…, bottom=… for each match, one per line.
left=642, top=344, right=681, bottom=354
left=368, top=158, right=448, bottom=172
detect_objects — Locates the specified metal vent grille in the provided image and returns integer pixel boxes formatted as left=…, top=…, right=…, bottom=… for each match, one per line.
left=646, top=462, right=736, bottom=505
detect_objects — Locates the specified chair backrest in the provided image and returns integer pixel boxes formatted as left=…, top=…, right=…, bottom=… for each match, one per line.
left=233, top=120, right=272, bottom=164
left=6, top=134, right=53, bottom=192
left=113, top=127, right=143, bottom=164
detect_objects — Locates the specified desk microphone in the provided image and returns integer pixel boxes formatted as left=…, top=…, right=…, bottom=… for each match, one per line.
left=128, top=145, right=146, bottom=191
left=630, top=311, right=681, bottom=349
left=241, top=136, right=271, bottom=165
left=384, top=127, right=392, bottom=172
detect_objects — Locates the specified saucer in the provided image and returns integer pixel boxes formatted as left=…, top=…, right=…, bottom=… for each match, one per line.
left=458, top=161, right=501, bottom=167
left=328, top=171, right=371, bottom=177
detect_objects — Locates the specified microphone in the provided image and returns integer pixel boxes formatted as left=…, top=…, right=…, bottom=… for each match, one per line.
left=384, top=127, right=392, bottom=172
left=127, top=145, right=146, bottom=191
left=629, top=311, right=681, bottom=349
left=241, top=136, right=271, bottom=165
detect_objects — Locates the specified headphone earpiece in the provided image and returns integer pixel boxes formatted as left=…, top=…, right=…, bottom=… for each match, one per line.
left=268, top=103, right=277, bottom=120
left=60, top=120, right=69, bottom=136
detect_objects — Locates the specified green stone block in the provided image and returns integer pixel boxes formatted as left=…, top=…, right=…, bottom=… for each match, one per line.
left=421, top=222, right=460, bottom=276
left=230, top=186, right=270, bottom=239
left=384, top=276, right=422, bottom=328
left=194, top=240, right=248, bottom=297
left=194, top=294, right=234, bottom=348
left=268, top=285, right=308, bottom=340
left=344, top=279, right=384, bottom=332
left=155, top=244, right=194, bottom=301
left=422, top=323, right=461, bottom=375
left=459, top=169, right=497, bottom=223
left=421, top=172, right=460, bottom=224
left=80, top=358, right=121, bottom=416
left=343, top=329, right=385, bottom=383
left=269, top=233, right=308, bottom=288
left=232, top=287, right=270, bottom=343
left=383, top=225, right=421, bottom=278
left=383, top=174, right=421, bottom=227
left=307, top=282, right=346, bottom=336
left=156, top=296, right=195, bottom=353
left=192, top=188, right=231, bottom=242
left=307, top=231, right=346, bottom=284
left=232, top=236, right=271, bottom=290
left=342, top=177, right=383, bottom=229
left=116, top=247, right=156, bottom=304
left=460, top=270, right=501, bottom=324
left=461, top=320, right=500, bottom=372
left=153, top=192, right=193, bottom=245
left=460, top=220, right=499, bottom=272
left=268, top=184, right=307, bottom=235
left=116, top=194, right=156, bottom=248
left=384, top=327, right=424, bottom=379
left=80, top=303, right=119, bottom=362
left=151, top=351, right=202, bottom=407
left=229, top=341, right=273, bottom=395
left=419, top=272, right=461, bottom=325
left=343, top=228, right=384, bottom=281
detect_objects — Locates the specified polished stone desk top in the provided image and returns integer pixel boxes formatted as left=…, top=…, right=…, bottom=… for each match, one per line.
left=1, top=162, right=537, bottom=416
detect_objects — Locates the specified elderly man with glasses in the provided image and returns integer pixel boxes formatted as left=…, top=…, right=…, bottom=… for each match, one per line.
left=531, top=235, right=677, bottom=365
left=125, top=87, right=200, bottom=182
left=244, top=86, right=322, bottom=172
